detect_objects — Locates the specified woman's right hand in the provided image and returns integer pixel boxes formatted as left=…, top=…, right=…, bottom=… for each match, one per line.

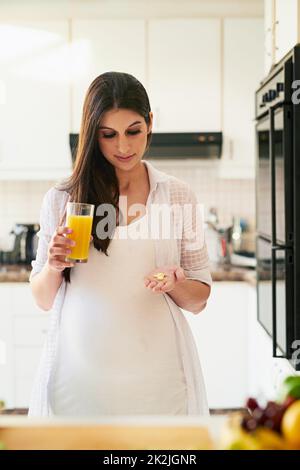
left=46, top=226, right=76, bottom=273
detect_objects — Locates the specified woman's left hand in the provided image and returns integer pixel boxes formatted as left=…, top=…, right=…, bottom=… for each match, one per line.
left=143, top=265, right=186, bottom=294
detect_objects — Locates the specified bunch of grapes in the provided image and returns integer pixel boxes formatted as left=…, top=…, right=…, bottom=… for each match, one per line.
left=241, top=396, right=296, bottom=434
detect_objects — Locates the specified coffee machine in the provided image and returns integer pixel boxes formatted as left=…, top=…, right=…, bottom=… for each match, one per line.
left=0, top=223, right=39, bottom=265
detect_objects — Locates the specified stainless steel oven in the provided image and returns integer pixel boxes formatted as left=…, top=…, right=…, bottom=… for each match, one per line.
left=255, top=45, right=300, bottom=369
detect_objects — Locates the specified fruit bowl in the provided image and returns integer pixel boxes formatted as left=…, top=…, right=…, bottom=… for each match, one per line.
left=220, top=376, right=300, bottom=450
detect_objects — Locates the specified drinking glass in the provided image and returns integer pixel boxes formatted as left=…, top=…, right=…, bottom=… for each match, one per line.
left=65, top=202, right=94, bottom=263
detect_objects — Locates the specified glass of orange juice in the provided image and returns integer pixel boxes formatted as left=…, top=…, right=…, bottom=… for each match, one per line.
left=65, top=202, right=95, bottom=263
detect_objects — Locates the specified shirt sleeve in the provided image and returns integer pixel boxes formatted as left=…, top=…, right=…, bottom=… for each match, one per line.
left=29, top=187, right=68, bottom=282
left=180, top=186, right=212, bottom=287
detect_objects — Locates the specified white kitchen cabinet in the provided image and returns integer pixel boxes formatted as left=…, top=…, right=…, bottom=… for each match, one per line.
left=14, top=347, right=43, bottom=408
left=71, top=20, right=146, bottom=133
left=183, top=282, right=250, bottom=409
left=275, top=0, right=300, bottom=62
left=148, top=19, right=221, bottom=132
left=0, top=20, right=72, bottom=180
left=264, top=0, right=300, bottom=71
left=220, top=18, right=264, bottom=179
left=0, top=283, right=49, bottom=409
left=264, top=0, right=275, bottom=75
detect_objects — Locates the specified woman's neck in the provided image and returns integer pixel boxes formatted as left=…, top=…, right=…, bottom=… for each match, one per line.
left=117, top=160, right=148, bottom=194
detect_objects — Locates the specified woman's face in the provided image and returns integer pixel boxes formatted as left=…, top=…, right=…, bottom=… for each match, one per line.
left=98, top=108, right=152, bottom=170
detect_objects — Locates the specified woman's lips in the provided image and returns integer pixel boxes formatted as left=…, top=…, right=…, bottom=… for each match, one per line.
left=115, top=154, right=135, bottom=161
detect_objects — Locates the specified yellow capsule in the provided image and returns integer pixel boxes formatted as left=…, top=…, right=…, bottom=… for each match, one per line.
left=154, top=272, right=166, bottom=281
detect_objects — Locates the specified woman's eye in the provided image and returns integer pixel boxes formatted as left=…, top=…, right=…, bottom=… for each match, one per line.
left=127, top=130, right=141, bottom=136
left=101, top=130, right=141, bottom=139
left=103, top=133, right=115, bottom=139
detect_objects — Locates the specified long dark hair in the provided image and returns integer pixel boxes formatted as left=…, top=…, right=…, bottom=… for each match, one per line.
left=56, top=71, right=152, bottom=283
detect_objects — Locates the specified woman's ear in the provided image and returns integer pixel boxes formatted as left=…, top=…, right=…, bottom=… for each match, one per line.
left=148, top=111, right=153, bottom=134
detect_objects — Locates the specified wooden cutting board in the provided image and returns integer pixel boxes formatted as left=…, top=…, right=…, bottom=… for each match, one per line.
left=0, top=422, right=214, bottom=450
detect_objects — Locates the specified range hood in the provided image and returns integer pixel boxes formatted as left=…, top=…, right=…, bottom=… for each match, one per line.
left=145, top=132, right=222, bottom=159
left=69, top=132, right=222, bottom=164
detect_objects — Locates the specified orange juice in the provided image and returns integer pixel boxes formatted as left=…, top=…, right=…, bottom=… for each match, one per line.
left=66, top=214, right=93, bottom=262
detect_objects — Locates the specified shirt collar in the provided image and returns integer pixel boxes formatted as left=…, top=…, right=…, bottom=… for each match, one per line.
left=142, top=159, right=169, bottom=193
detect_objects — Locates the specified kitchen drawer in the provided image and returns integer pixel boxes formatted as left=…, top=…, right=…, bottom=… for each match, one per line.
left=13, top=316, right=49, bottom=346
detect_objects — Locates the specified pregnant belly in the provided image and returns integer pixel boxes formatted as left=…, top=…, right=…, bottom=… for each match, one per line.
left=52, top=288, right=187, bottom=415
left=58, top=286, right=184, bottom=378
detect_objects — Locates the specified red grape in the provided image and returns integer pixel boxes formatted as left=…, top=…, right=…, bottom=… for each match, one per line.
left=246, top=397, right=259, bottom=412
left=241, top=415, right=258, bottom=432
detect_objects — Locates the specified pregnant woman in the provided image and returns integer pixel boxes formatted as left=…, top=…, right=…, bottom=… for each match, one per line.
left=29, top=72, right=212, bottom=417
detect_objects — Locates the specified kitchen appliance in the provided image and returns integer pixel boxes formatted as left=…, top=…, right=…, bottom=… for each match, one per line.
left=255, top=45, right=300, bottom=369
left=0, top=224, right=39, bottom=265
left=230, top=217, right=256, bottom=268
left=206, top=208, right=256, bottom=267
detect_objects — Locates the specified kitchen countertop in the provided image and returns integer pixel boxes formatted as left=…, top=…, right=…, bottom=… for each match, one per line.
left=0, top=263, right=256, bottom=285
left=0, top=414, right=227, bottom=450
left=210, top=263, right=256, bottom=286
left=0, top=264, right=32, bottom=283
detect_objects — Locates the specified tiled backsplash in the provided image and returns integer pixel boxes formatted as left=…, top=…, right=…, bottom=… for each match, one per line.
left=0, top=160, right=255, bottom=250
left=0, top=180, right=54, bottom=250
left=152, top=161, right=255, bottom=227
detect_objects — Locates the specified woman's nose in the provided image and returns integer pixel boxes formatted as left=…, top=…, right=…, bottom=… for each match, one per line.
left=116, top=136, right=130, bottom=155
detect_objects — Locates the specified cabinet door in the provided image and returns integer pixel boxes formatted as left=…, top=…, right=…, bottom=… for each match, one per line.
left=275, top=0, right=299, bottom=63
left=183, top=282, right=249, bottom=409
left=0, top=21, right=72, bottom=178
left=11, top=284, right=49, bottom=408
left=221, top=18, right=264, bottom=179
left=71, top=20, right=146, bottom=132
left=14, top=347, right=43, bottom=408
left=148, top=19, right=221, bottom=132
left=264, top=0, right=275, bottom=75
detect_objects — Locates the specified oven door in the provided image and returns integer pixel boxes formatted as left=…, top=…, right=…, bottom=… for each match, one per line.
left=257, top=236, right=293, bottom=357
left=270, top=103, right=294, bottom=359
left=271, top=244, right=293, bottom=358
